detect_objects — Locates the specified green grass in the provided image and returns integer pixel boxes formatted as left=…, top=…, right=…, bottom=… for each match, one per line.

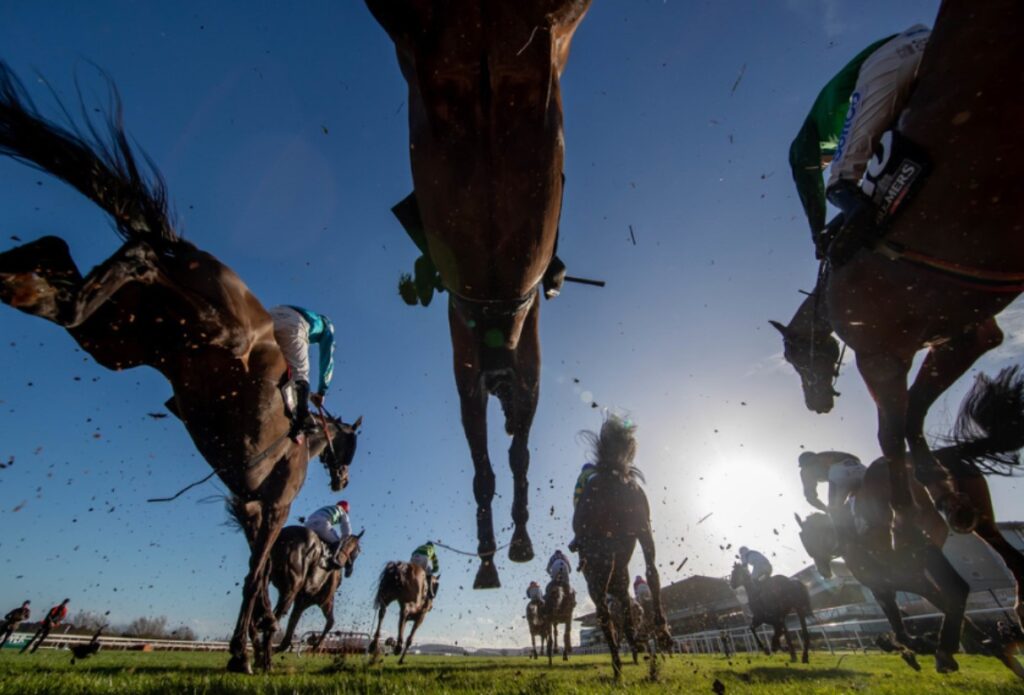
left=0, top=650, right=1022, bottom=694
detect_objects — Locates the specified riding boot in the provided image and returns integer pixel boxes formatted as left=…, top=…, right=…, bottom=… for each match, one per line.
left=291, top=380, right=317, bottom=439
left=824, top=180, right=876, bottom=266
left=542, top=256, right=567, bottom=300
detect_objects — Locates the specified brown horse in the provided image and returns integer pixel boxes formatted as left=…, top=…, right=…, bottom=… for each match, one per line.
left=573, top=416, right=673, bottom=679
left=526, top=598, right=547, bottom=659
left=607, top=595, right=656, bottom=665
left=729, top=563, right=811, bottom=664
left=365, top=0, right=591, bottom=588
left=0, top=63, right=360, bottom=674
left=796, top=367, right=1024, bottom=676
left=269, top=528, right=364, bottom=656
left=369, top=561, right=436, bottom=664
left=543, top=579, right=575, bottom=665
left=772, top=0, right=1024, bottom=549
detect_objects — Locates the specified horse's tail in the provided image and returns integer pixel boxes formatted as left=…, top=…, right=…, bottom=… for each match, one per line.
left=936, top=366, right=1024, bottom=476
left=580, top=414, right=643, bottom=481
left=374, top=561, right=400, bottom=611
left=0, top=61, right=178, bottom=247
left=223, top=496, right=248, bottom=534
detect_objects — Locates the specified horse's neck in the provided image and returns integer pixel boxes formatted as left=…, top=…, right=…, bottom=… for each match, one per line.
left=787, top=293, right=829, bottom=340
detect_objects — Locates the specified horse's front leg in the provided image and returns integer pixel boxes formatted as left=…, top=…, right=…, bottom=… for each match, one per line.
left=314, top=596, right=335, bottom=652
left=451, top=307, right=499, bottom=589
left=227, top=502, right=287, bottom=674
left=394, top=606, right=408, bottom=657
left=506, top=303, right=540, bottom=564
left=750, top=623, right=770, bottom=656
left=399, top=613, right=426, bottom=665
left=906, top=324, right=1002, bottom=533
left=856, top=351, right=918, bottom=549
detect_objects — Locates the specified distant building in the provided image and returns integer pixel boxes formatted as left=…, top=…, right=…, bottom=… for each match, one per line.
left=576, top=522, right=1024, bottom=647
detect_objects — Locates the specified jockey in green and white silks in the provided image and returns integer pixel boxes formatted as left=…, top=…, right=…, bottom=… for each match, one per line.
left=269, top=305, right=336, bottom=432
left=547, top=550, right=571, bottom=586
left=305, top=500, right=351, bottom=569
left=789, top=25, right=930, bottom=261
left=411, top=541, right=440, bottom=599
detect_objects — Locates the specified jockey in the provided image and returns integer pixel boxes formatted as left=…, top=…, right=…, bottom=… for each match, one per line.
left=790, top=24, right=931, bottom=264
left=304, top=500, right=351, bottom=569
left=526, top=581, right=543, bottom=603
left=739, top=547, right=772, bottom=583
left=799, top=451, right=867, bottom=523
left=634, top=575, right=652, bottom=603
left=411, top=541, right=440, bottom=599
left=269, top=305, right=336, bottom=435
left=547, top=550, right=572, bottom=586
left=0, top=600, right=30, bottom=650
left=567, top=463, right=598, bottom=553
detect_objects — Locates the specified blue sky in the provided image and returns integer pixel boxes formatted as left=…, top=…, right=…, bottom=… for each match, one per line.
left=2, top=0, right=1021, bottom=648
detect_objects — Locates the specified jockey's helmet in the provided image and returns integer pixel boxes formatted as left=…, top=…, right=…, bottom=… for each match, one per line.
left=337, top=500, right=349, bottom=512
left=739, top=546, right=749, bottom=556
left=798, top=452, right=817, bottom=467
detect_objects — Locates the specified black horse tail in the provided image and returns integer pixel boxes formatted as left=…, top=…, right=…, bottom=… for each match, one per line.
left=224, top=495, right=248, bottom=534
left=0, top=60, right=179, bottom=248
left=374, top=562, right=400, bottom=611
left=936, top=366, right=1024, bottom=476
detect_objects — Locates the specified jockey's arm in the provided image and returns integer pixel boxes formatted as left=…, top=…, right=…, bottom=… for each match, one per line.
left=801, top=466, right=829, bottom=512
left=315, top=323, right=336, bottom=398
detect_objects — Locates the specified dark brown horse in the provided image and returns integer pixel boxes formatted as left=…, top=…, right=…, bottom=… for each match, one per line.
left=526, top=598, right=547, bottom=659
left=796, top=367, right=1024, bottom=676
left=269, top=528, right=364, bottom=656
left=543, top=579, right=575, bottom=665
left=729, top=563, right=811, bottom=664
left=772, top=0, right=1024, bottom=549
left=365, top=0, right=591, bottom=588
left=573, top=416, right=673, bottom=679
left=607, top=595, right=657, bottom=665
left=369, top=561, right=435, bottom=664
left=0, top=63, right=360, bottom=674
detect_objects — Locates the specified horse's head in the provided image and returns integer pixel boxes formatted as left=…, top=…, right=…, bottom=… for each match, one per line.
left=770, top=320, right=841, bottom=414
left=794, top=512, right=838, bottom=579
left=320, top=415, right=362, bottom=492
left=728, top=562, right=749, bottom=589
left=341, top=529, right=364, bottom=571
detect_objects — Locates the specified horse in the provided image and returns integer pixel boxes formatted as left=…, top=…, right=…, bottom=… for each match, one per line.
left=0, top=62, right=360, bottom=674
left=573, top=416, right=673, bottom=679
left=269, top=528, right=364, bottom=657
left=526, top=598, right=547, bottom=659
left=369, top=561, right=436, bottom=664
left=365, top=0, right=592, bottom=589
left=729, top=563, right=811, bottom=664
left=795, top=367, right=1024, bottom=676
left=607, top=595, right=655, bottom=665
left=543, top=579, right=575, bottom=665
left=771, top=0, right=1024, bottom=550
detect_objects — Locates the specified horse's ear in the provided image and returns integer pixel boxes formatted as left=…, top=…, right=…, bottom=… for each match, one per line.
left=769, top=320, right=788, bottom=336
left=793, top=512, right=804, bottom=529
left=352, top=416, right=363, bottom=430
left=357, top=529, right=366, bottom=539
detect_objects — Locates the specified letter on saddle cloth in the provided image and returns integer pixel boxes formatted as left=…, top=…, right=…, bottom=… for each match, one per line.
left=860, top=129, right=930, bottom=229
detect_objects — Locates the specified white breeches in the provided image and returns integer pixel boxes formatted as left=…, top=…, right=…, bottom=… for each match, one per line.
left=828, top=25, right=930, bottom=187
left=270, top=305, right=311, bottom=384
left=305, top=518, right=339, bottom=546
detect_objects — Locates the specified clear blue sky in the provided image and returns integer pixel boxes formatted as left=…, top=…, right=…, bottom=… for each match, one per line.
left=2, top=1, right=1021, bottom=648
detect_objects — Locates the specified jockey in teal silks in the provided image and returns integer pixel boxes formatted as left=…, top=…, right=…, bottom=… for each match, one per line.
left=269, top=305, right=336, bottom=434
left=790, top=25, right=930, bottom=265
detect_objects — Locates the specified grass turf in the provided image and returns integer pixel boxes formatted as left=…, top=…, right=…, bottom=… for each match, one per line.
left=1, top=650, right=1022, bottom=694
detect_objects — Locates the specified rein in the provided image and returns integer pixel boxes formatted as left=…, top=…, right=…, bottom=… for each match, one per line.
left=876, top=241, right=1024, bottom=293
left=432, top=539, right=510, bottom=558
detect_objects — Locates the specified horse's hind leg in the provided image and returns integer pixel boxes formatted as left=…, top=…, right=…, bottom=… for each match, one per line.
left=399, top=614, right=426, bottom=665
left=780, top=623, right=797, bottom=662
left=798, top=610, right=810, bottom=663
left=505, top=303, right=540, bottom=564
left=906, top=328, right=1002, bottom=532
left=963, top=476, right=1024, bottom=627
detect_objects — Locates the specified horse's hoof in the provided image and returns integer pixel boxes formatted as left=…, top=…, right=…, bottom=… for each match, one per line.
left=508, top=529, right=534, bottom=563
left=934, top=650, right=959, bottom=674
left=257, top=615, right=278, bottom=633
left=226, top=655, right=253, bottom=675
left=473, top=560, right=501, bottom=589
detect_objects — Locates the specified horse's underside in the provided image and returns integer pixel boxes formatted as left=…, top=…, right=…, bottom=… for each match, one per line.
left=366, top=0, right=591, bottom=588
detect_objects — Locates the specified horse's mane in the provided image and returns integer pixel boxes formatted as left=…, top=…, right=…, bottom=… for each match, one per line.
left=935, top=366, right=1024, bottom=477
left=0, top=61, right=179, bottom=247
left=578, top=414, right=644, bottom=482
